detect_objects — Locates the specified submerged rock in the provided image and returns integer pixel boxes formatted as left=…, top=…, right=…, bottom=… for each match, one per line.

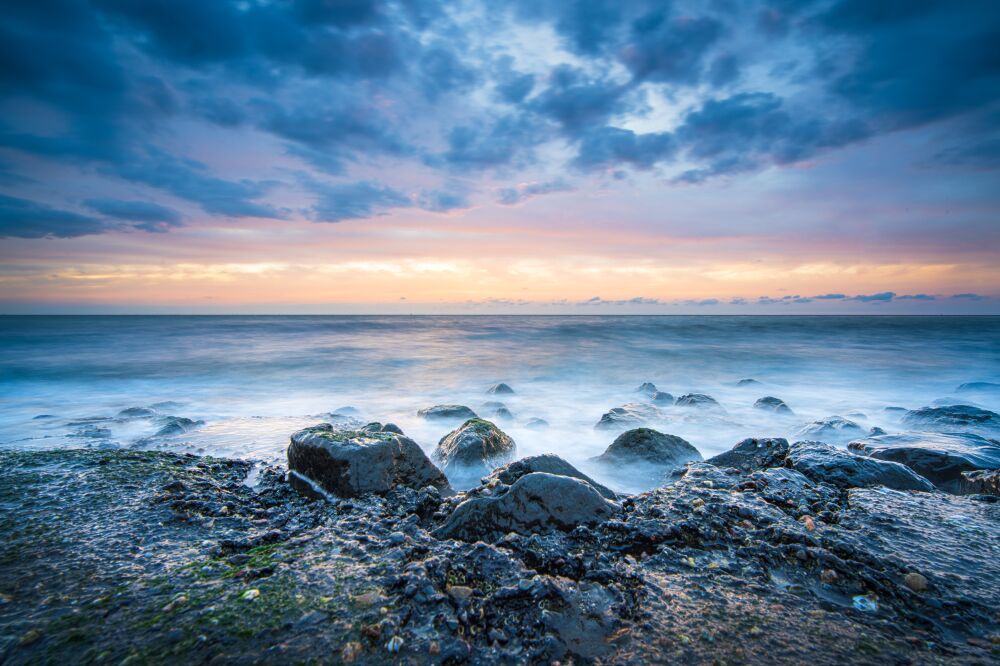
left=435, top=472, right=619, bottom=541
left=795, top=416, right=865, bottom=443
left=594, top=428, right=701, bottom=469
left=753, top=396, right=793, bottom=415
left=594, top=402, right=660, bottom=431
left=848, top=431, right=1000, bottom=493
left=786, top=440, right=934, bottom=491
left=287, top=423, right=448, bottom=498
left=490, top=407, right=514, bottom=422
left=675, top=393, right=724, bottom=411
left=705, top=437, right=789, bottom=473
left=650, top=391, right=674, bottom=405
left=523, top=417, right=549, bottom=429
left=485, top=454, right=617, bottom=500
left=486, top=383, right=515, bottom=395
left=119, top=406, right=157, bottom=418
left=959, top=469, right=1000, bottom=496
left=154, top=416, right=204, bottom=437
left=433, top=418, right=516, bottom=481
left=417, top=404, right=478, bottom=421
left=635, top=382, right=658, bottom=397
left=901, top=404, right=1000, bottom=433
left=736, top=378, right=762, bottom=386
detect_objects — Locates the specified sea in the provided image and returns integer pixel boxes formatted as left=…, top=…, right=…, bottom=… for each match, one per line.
left=2, top=315, right=998, bottom=493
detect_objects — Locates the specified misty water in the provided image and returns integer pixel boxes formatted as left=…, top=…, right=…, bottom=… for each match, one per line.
left=1, top=315, right=998, bottom=493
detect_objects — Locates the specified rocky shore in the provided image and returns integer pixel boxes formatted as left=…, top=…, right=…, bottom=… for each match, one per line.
left=2, top=398, right=1000, bottom=664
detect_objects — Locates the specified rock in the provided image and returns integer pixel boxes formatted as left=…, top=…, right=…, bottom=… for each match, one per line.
left=481, top=401, right=507, bottom=410
left=650, top=391, right=674, bottom=405
left=594, top=403, right=660, bottom=431
left=594, top=428, right=701, bottom=469
left=868, top=426, right=886, bottom=436
left=332, top=406, right=361, bottom=416
left=523, top=417, right=549, bottom=430
left=433, top=419, right=516, bottom=482
left=959, top=469, right=1000, bottom=496
left=418, top=405, right=478, bottom=421
left=706, top=437, right=789, bottom=473
left=675, top=393, right=724, bottom=411
left=736, top=378, right=762, bottom=386
left=490, top=407, right=514, bottom=422
left=901, top=405, right=1000, bottom=433
left=485, top=454, right=617, bottom=500
left=753, top=396, right=793, bottom=415
left=434, top=473, right=619, bottom=541
left=287, top=423, right=448, bottom=498
left=786, top=441, right=934, bottom=491
left=119, top=407, right=156, bottom=418
left=847, top=432, right=1000, bottom=493
left=903, top=572, right=928, bottom=593
left=487, top=383, right=515, bottom=395
left=956, top=382, right=1000, bottom=393
left=635, top=382, right=658, bottom=397
left=154, top=416, right=204, bottom=437
left=382, top=423, right=404, bottom=435
left=794, top=416, right=865, bottom=443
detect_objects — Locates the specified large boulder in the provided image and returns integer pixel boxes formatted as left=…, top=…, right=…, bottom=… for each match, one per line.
left=485, top=454, right=617, bottom=500
left=794, top=416, right=865, bottom=443
left=287, top=423, right=448, bottom=498
left=433, top=418, right=516, bottom=483
left=635, top=382, right=658, bottom=397
left=847, top=432, right=1000, bottom=493
left=434, top=472, right=619, bottom=541
left=753, top=396, right=793, bottom=415
left=594, top=402, right=660, bottom=431
left=594, top=428, right=701, bottom=469
left=486, top=383, right=515, bottom=395
left=959, top=469, right=1000, bottom=496
left=650, top=391, right=674, bottom=405
left=706, top=437, right=789, bottom=473
left=786, top=441, right=934, bottom=491
left=418, top=404, right=478, bottom=421
left=675, top=393, right=724, bottom=411
left=736, top=378, right=762, bottom=386
left=901, top=405, right=1000, bottom=434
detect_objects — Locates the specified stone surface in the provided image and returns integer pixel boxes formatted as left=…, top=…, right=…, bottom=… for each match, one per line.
left=901, top=404, right=1000, bottom=434
left=794, top=416, right=865, bottom=443
left=959, top=469, right=1000, bottom=496
left=594, top=428, right=701, bottom=469
left=484, top=454, right=617, bottom=500
left=287, top=423, right=448, bottom=498
left=650, top=391, right=674, bottom=405
left=486, top=383, right=515, bottom=395
left=523, top=417, right=549, bottom=429
left=675, top=393, right=724, bottom=411
left=786, top=440, right=934, bottom=491
left=433, top=418, right=516, bottom=482
left=705, top=437, right=790, bottom=473
left=847, top=431, right=1000, bottom=492
left=635, top=382, right=658, bottom=396
left=417, top=404, right=478, bottom=421
left=434, top=472, right=620, bottom=541
left=753, top=396, right=793, bottom=414
left=594, top=402, right=661, bottom=431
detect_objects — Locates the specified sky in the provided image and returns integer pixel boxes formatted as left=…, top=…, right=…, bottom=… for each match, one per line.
left=0, top=0, right=998, bottom=314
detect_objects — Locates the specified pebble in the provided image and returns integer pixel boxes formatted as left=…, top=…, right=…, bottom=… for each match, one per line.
left=449, top=585, right=474, bottom=601
left=386, top=636, right=404, bottom=653
left=852, top=595, right=878, bottom=612
left=341, top=641, right=362, bottom=662
left=904, top=572, right=928, bottom=593
left=820, top=569, right=838, bottom=584
left=241, top=589, right=260, bottom=601
left=18, top=629, right=42, bottom=646
left=801, top=516, right=816, bottom=531
left=388, top=531, right=407, bottom=545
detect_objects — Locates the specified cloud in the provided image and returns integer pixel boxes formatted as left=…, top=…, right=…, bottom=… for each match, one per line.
left=84, top=198, right=183, bottom=232
left=848, top=292, right=896, bottom=302
left=897, top=293, right=936, bottom=301
left=621, top=12, right=723, bottom=84
left=497, top=180, right=573, bottom=205
left=683, top=298, right=720, bottom=306
left=951, top=293, right=985, bottom=301
left=0, top=195, right=106, bottom=238
left=812, top=293, right=846, bottom=300
left=308, top=180, right=411, bottom=222
left=577, top=296, right=661, bottom=306
left=573, top=127, right=675, bottom=171
left=417, top=188, right=470, bottom=213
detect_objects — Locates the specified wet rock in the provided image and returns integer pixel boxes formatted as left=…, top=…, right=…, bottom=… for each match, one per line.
left=868, top=426, right=886, bottom=436
left=794, top=416, right=865, bottom=443
left=594, top=428, right=701, bottom=469
left=485, top=454, right=617, bottom=500
left=155, top=416, right=204, bottom=437
left=119, top=406, right=157, bottom=418
left=736, top=378, right=762, bottom=386
left=706, top=437, right=790, bottom=473
left=786, top=440, right=934, bottom=491
left=435, top=473, right=619, bottom=541
left=382, top=423, right=404, bottom=435
left=956, top=381, right=1000, bottom=393
left=904, top=572, right=928, bottom=593
left=433, top=418, right=516, bottom=482
left=486, top=383, right=515, bottom=395
left=959, top=469, right=1000, bottom=496
left=901, top=404, right=1000, bottom=433
left=848, top=432, right=1000, bottom=493
left=651, top=391, right=674, bottom=405
left=332, top=406, right=361, bottom=416
left=635, top=382, right=658, bottom=397
left=675, top=393, right=724, bottom=411
left=490, top=407, right=514, bottom=422
left=287, top=423, right=448, bottom=498
left=753, top=396, right=793, bottom=415
left=481, top=401, right=507, bottom=410
left=523, top=417, right=549, bottom=430
left=594, top=402, right=660, bottom=431
left=417, top=405, right=478, bottom=421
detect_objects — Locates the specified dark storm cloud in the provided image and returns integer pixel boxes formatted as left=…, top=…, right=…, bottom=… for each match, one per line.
left=530, top=66, right=631, bottom=130
left=0, top=195, right=106, bottom=238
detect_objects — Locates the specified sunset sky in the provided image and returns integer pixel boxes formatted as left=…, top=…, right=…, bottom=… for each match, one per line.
left=1, top=0, right=998, bottom=313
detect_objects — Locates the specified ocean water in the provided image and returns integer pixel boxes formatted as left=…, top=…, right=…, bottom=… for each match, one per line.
left=1, top=315, right=998, bottom=493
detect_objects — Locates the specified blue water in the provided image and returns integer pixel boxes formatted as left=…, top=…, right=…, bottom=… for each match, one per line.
left=1, top=316, right=998, bottom=492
